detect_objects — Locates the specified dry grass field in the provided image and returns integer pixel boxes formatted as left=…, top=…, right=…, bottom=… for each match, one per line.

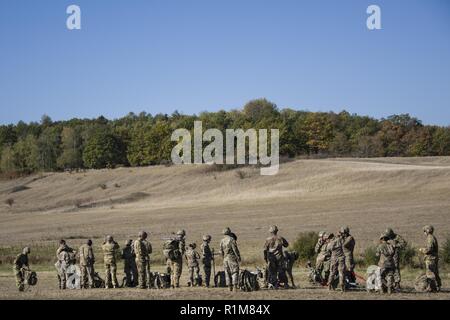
left=1, top=157, right=450, bottom=299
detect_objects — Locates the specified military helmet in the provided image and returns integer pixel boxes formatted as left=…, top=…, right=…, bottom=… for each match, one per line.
left=223, top=227, right=231, bottom=235
left=125, top=239, right=133, bottom=246
left=385, top=228, right=395, bottom=238
left=176, top=229, right=186, bottom=237
left=202, top=235, right=211, bottom=242
left=87, top=239, right=93, bottom=246
left=59, top=239, right=66, bottom=245
left=106, top=235, right=113, bottom=242
left=139, top=231, right=148, bottom=239
left=380, top=233, right=389, bottom=241
left=269, top=225, right=279, bottom=234
left=318, top=231, right=325, bottom=238
left=23, top=247, right=30, bottom=254
left=423, top=225, right=434, bottom=234
left=339, top=226, right=350, bottom=234
left=189, top=243, right=197, bottom=249
left=322, top=232, right=329, bottom=239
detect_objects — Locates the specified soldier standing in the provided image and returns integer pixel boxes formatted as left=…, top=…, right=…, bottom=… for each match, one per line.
left=55, top=239, right=73, bottom=290
left=122, top=239, right=138, bottom=287
left=340, top=226, right=356, bottom=283
left=102, top=235, right=120, bottom=289
left=376, top=233, right=396, bottom=294
left=186, top=243, right=201, bottom=286
left=79, top=239, right=95, bottom=289
left=263, top=225, right=289, bottom=289
left=220, top=227, right=241, bottom=292
left=201, top=235, right=213, bottom=287
left=327, top=232, right=346, bottom=292
left=385, top=228, right=407, bottom=290
left=314, top=231, right=330, bottom=283
left=419, top=225, right=441, bottom=292
left=165, top=229, right=186, bottom=288
left=134, top=231, right=151, bottom=289
left=13, top=247, right=31, bottom=292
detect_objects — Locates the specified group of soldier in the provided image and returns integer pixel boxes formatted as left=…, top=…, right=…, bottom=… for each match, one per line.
left=313, top=225, right=442, bottom=293
left=13, top=224, right=442, bottom=294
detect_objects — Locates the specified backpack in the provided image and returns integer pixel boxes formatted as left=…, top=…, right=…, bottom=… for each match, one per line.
left=92, top=272, right=105, bottom=288
left=163, top=239, right=181, bottom=260
left=214, top=271, right=227, bottom=287
left=414, top=273, right=437, bottom=293
left=239, top=269, right=260, bottom=292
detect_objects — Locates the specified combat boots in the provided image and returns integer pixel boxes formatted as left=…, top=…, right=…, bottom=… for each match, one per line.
left=229, top=285, right=233, bottom=292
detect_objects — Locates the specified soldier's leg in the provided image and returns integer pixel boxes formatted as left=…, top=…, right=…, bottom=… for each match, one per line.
left=145, top=261, right=152, bottom=289
left=386, top=269, right=394, bottom=294
left=14, top=268, right=24, bottom=291
left=231, top=261, right=240, bottom=291
left=223, top=260, right=233, bottom=290
left=105, top=264, right=111, bottom=288
left=316, top=255, right=325, bottom=277
left=174, top=260, right=182, bottom=288
left=188, top=266, right=194, bottom=286
left=124, top=261, right=131, bottom=287
left=328, top=260, right=337, bottom=290
left=204, top=265, right=211, bottom=287
left=267, top=258, right=277, bottom=287
left=277, top=259, right=288, bottom=288
left=111, top=263, right=118, bottom=287
left=80, top=265, right=87, bottom=288
left=194, top=266, right=200, bottom=286
left=87, top=264, right=95, bottom=288
left=136, top=260, right=146, bottom=289
left=131, top=261, right=139, bottom=286
left=338, top=258, right=346, bottom=291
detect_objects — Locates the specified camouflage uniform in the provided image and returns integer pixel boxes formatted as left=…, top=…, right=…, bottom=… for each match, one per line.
left=13, top=247, right=30, bottom=292
left=122, top=240, right=138, bottom=287
left=420, top=226, right=441, bottom=291
left=166, top=230, right=186, bottom=288
left=385, top=228, right=407, bottom=289
left=201, top=235, right=213, bottom=287
left=79, top=240, right=95, bottom=289
left=376, top=235, right=396, bottom=294
left=220, top=228, right=241, bottom=291
left=327, top=234, right=346, bottom=291
left=186, top=244, right=201, bottom=286
left=102, top=236, right=120, bottom=288
left=55, top=242, right=73, bottom=289
left=315, top=232, right=331, bottom=282
left=283, top=251, right=298, bottom=288
left=134, top=232, right=152, bottom=289
left=263, top=226, right=289, bottom=288
left=341, top=227, right=356, bottom=282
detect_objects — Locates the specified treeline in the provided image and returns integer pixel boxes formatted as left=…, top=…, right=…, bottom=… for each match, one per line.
left=1, top=98, right=450, bottom=174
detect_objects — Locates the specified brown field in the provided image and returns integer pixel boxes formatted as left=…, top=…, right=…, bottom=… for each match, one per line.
left=1, top=157, right=450, bottom=299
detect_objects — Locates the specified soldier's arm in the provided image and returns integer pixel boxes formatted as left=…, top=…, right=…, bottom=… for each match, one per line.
left=423, top=237, right=433, bottom=255
left=232, top=240, right=241, bottom=262
left=149, top=242, right=153, bottom=255
left=314, top=240, right=322, bottom=254
left=397, top=235, right=407, bottom=249
left=282, top=237, right=289, bottom=248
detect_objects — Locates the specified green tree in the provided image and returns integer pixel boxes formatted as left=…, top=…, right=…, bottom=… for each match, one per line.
left=83, top=131, right=125, bottom=169
left=57, top=127, right=83, bottom=169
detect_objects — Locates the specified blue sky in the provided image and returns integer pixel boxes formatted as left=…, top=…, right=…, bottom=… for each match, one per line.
left=0, top=0, right=449, bottom=125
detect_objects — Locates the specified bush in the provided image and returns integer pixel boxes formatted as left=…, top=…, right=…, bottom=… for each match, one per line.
left=399, top=244, right=417, bottom=268
left=361, top=246, right=378, bottom=267
left=291, top=232, right=318, bottom=262
left=441, top=235, right=450, bottom=265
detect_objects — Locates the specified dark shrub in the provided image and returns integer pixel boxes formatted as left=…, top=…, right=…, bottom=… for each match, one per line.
left=291, top=232, right=318, bottom=262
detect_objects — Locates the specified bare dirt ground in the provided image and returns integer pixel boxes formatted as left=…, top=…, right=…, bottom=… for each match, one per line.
left=1, top=157, right=450, bottom=299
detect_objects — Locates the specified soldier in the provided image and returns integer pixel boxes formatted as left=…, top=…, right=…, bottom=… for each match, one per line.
left=165, top=229, right=186, bottom=288
left=134, top=231, right=150, bottom=289
left=340, top=226, right=356, bottom=283
left=55, top=239, right=73, bottom=290
left=102, top=235, right=120, bottom=289
left=327, top=232, right=346, bottom=292
left=385, top=228, right=407, bottom=290
left=419, top=225, right=441, bottom=292
left=263, top=225, right=289, bottom=289
left=283, top=250, right=298, bottom=288
left=186, top=243, right=201, bottom=286
left=376, top=233, right=396, bottom=294
left=79, top=239, right=95, bottom=289
left=220, top=227, right=241, bottom=292
left=201, top=235, right=213, bottom=287
left=122, top=239, right=138, bottom=287
left=13, top=247, right=31, bottom=292
left=314, top=231, right=331, bottom=284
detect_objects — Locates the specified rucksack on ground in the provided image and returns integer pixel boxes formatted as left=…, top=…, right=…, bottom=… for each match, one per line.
left=214, top=271, right=227, bottom=287
left=239, top=269, right=260, bottom=292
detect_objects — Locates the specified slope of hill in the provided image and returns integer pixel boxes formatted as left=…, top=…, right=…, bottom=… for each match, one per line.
left=1, top=157, right=450, bottom=253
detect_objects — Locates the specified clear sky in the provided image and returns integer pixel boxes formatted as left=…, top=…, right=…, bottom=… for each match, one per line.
left=1, top=0, right=449, bottom=125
